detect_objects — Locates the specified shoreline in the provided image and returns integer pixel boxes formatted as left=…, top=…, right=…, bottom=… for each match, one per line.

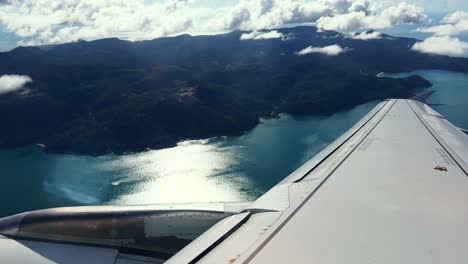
left=4, top=90, right=430, bottom=157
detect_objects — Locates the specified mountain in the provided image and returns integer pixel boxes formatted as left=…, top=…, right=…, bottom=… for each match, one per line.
left=1, top=26, right=462, bottom=155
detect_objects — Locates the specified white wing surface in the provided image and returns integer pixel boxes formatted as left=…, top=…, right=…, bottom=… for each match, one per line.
left=168, top=98, right=468, bottom=263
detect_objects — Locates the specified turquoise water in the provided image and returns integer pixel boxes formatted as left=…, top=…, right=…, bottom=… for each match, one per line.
left=0, top=70, right=467, bottom=217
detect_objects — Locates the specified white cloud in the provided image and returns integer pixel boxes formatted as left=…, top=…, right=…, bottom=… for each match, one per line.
left=223, top=0, right=331, bottom=30
left=412, top=10, right=468, bottom=58
left=317, top=11, right=368, bottom=32
left=411, top=36, right=468, bottom=57
left=317, top=2, right=426, bottom=32
left=223, top=0, right=426, bottom=34
left=417, top=24, right=460, bottom=36
left=0, top=0, right=199, bottom=45
left=0, top=74, right=32, bottom=94
left=240, top=30, right=287, bottom=40
left=417, top=11, right=468, bottom=36
left=295, top=44, right=350, bottom=56
left=443, top=11, right=468, bottom=24
left=377, top=2, right=425, bottom=26
left=350, top=31, right=382, bottom=39
left=0, top=0, right=428, bottom=46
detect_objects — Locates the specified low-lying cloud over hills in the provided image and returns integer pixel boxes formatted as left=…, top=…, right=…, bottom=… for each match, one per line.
left=413, top=11, right=468, bottom=56
left=240, top=30, right=286, bottom=40
left=0, top=74, right=31, bottom=94
left=295, top=44, right=350, bottom=56
left=412, top=36, right=468, bottom=56
left=349, top=31, right=382, bottom=40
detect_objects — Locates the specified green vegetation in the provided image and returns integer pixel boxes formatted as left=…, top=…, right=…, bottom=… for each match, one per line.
left=1, top=26, right=457, bottom=155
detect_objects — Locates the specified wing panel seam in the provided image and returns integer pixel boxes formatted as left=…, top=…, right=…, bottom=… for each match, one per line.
left=189, top=212, right=252, bottom=263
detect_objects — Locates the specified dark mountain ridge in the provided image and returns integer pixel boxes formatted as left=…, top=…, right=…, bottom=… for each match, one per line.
left=1, top=26, right=461, bottom=155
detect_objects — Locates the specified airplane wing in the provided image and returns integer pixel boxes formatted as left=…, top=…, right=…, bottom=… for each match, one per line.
left=166, top=97, right=468, bottom=263
left=0, top=97, right=467, bottom=263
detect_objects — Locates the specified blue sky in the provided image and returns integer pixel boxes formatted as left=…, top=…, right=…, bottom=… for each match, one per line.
left=0, top=0, right=467, bottom=54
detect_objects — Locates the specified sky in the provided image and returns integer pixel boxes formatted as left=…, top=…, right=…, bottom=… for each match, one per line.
left=0, top=0, right=467, bottom=56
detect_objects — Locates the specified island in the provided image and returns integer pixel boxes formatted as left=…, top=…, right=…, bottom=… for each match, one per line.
left=1, top=26, right=463, bottom=155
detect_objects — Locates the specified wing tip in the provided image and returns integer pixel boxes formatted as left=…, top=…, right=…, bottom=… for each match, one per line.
left=410, top=90, right=435, bottom=103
